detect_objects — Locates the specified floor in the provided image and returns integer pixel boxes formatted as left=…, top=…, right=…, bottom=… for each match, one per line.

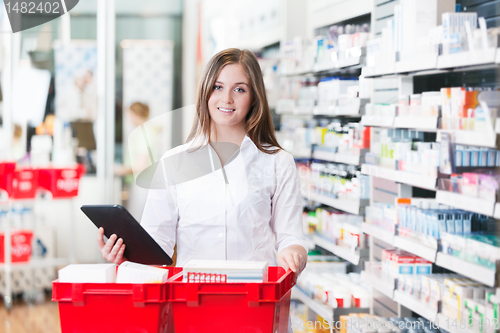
left=0, top=294, right=61, bottom=333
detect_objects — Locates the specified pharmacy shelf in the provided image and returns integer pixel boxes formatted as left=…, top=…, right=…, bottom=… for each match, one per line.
left=292, top=287, right=333, bottom=321
left=361, top=164, right=437, bottom=191
left=394, top=290, right=438, bottom=322
left=435, top=190, right=496, bottom=217
left=313, top=56, right=363, bottom=73
left=435, top=252, right=496, bottom=287
left=0, top=258, right=70, bottom=270
left=494, top=203, right=500, bottom=220
left=361, top=116, right=394, bottom=127
left=437, top=130, right=497, bottom=148
left=313, top=104, right=362, bottom=117
left=361, top=223, right=395, bottom=246
left=435, top=314, right=476, bottom=333
left=276, top=99, right=295, bottom=114
left=395, top=54, right=438, bottom=74
left=393, top=236, right=437, bottom=262
left=393, top=117, right=439, bottom=130
left=360, top=270, right=395, bottom=299
left=312, top=150, right=364, bottom=166
left=292, top=287, right=371, bottom=322
left=437, top=48, right=497, bottom=69
left=312, top=235, right=367, bottom=265
left=361, top=63, right=396, bottom=78
left=304, top=190, right=367, bottom=215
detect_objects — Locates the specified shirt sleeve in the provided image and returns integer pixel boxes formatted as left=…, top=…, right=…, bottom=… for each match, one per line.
left=270, top=151, right=309, bottom=254
left=140, top=157, right=179, bottom=258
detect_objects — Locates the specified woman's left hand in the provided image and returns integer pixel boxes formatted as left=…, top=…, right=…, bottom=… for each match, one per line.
left=278, top=244, right=307, bottom=277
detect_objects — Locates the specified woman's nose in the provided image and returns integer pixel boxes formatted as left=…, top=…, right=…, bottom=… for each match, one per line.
left=222, top=90, right=233, bottom=104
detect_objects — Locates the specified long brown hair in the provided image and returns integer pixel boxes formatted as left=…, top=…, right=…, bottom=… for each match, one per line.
left=187, top=48, right=282, bottom=154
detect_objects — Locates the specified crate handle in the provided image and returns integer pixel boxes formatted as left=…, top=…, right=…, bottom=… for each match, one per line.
left=246, top=283, right=260, bottom=307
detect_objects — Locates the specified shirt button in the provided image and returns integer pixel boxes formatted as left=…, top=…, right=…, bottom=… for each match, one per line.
left=218, top=233, right=223, bottom=237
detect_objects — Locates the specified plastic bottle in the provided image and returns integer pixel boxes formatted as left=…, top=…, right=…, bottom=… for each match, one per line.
left=352, top=286, right=370, bottom=308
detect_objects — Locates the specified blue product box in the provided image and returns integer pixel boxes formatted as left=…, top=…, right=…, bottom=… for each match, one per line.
left=463, top=150, right=471, bottom=167
left=471, top=150, right=479, bottom=167
left=446, top=213, right=455, bottom=234
left=438, top=212, right=447, bottom=237
left=463, top=213, right=472, bottom=234
left=454, top=213, right=463, bottom=234
left=455, top=150, right=463, bottom=167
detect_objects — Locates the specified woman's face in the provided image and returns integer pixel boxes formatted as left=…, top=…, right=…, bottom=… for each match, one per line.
left=208, top=64, right=253, bottom=133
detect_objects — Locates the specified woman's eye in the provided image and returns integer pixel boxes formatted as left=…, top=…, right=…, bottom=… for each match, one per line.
left=235, top=87, right=245, bottom=93
left=214, top=85, right=222, bottom=90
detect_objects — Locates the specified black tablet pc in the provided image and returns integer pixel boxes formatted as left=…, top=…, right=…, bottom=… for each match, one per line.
left=81, top=204, right=173, bottom=266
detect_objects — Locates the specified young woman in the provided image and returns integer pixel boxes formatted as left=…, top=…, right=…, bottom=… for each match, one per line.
left=98, top=48, right=308, bottom=276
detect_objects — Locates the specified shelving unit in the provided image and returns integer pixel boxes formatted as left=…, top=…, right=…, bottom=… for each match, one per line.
left=437, top=130, right=497, bottom=148
left=362, top=49, right=499, bottom=78
left=436, top=48, right=497, bottom=69
left=312, top=150, right=365, bottom=166
left=312, top=234, right=368, bottom=265
left=392, top=117, right=439, bottom=130
left=435, top=253, right=496, bottom=287
left=361, top=164, right=437, bottom=191
left=361, top=223, right=395, bottom=245
left=292, top=288, right=334, bottom=322
left=393, top=290, right=437, bottom=322
left=361, top=115, right=395, bottom=127
left=304, top=190, right=368, bottom=215
left=435, top=190, right=496, bottom=217
left=276, top=0, right=500, bottom=324
left=360, top=270, right=395, bottom=299
left=393, top=236, right=438, bottom=263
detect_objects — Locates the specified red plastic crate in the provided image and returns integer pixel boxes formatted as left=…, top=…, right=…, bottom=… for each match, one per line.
left=38, top=164, right=86, bottom=198
left=52, top=267, right=181, bottom=333
left=0, top=229, right=34, bottom=263
left=0, top=164, right=39, bottom=200
left=168, top=266, right=295, bottom=333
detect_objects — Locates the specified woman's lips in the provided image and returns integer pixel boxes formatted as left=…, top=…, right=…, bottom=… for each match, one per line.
left=218, top=107, right=235, bottom=113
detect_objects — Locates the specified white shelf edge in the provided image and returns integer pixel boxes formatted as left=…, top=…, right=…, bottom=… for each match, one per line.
left=292, top=287, right=333, bottom=321
left=306, top=191, right=364, bottom=215
left=395, top=54, right=438, bottom=73
left=436, top=190, right=495, bottom=217
left=496, top=118, right=500, bottom=134
left=437, top=48, right=497, bottom=69
left=312, top=235, right=361, bottom=265
left=393, top=236, right=437, bottom=263
left=361, top=270, right=395, bottom=299
left=435, top=252, right=496, bottom=287
left=494, top=203, right=500, bottom=220
left=393, top=117, right=439, bottom=130
left=361, top=116, right=395, bottom=127
left=361, top=223, right=395, bottom=246
left=361, top=164, right=437, bottom=191
left=394, top=290, right=437, bottom=322
left=437, top=130, right=497, bottom=148
left=312, top=150, right=361, bottom=166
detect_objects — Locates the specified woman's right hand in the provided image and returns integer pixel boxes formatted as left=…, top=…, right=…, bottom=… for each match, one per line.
left=97, top=227, right=127, bottom=264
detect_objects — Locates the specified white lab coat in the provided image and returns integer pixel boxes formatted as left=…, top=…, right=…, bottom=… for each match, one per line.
left=141, top=134, right=308, bottom=266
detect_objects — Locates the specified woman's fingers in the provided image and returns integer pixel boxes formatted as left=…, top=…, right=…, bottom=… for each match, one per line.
left=107, top=238, right=123, bottom=261
left=97, top=227, right=105, bottom=250
left=102, top=234, right=117, bottom=256
left=115, top=244, right=126, bottom=264
left=285, top=253, right=297, bottom=272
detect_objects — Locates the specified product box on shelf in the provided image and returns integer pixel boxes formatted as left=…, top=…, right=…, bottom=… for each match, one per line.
left=0, top=229, right=34, bottom=263
left=38, top=164, right=86, bottom=198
